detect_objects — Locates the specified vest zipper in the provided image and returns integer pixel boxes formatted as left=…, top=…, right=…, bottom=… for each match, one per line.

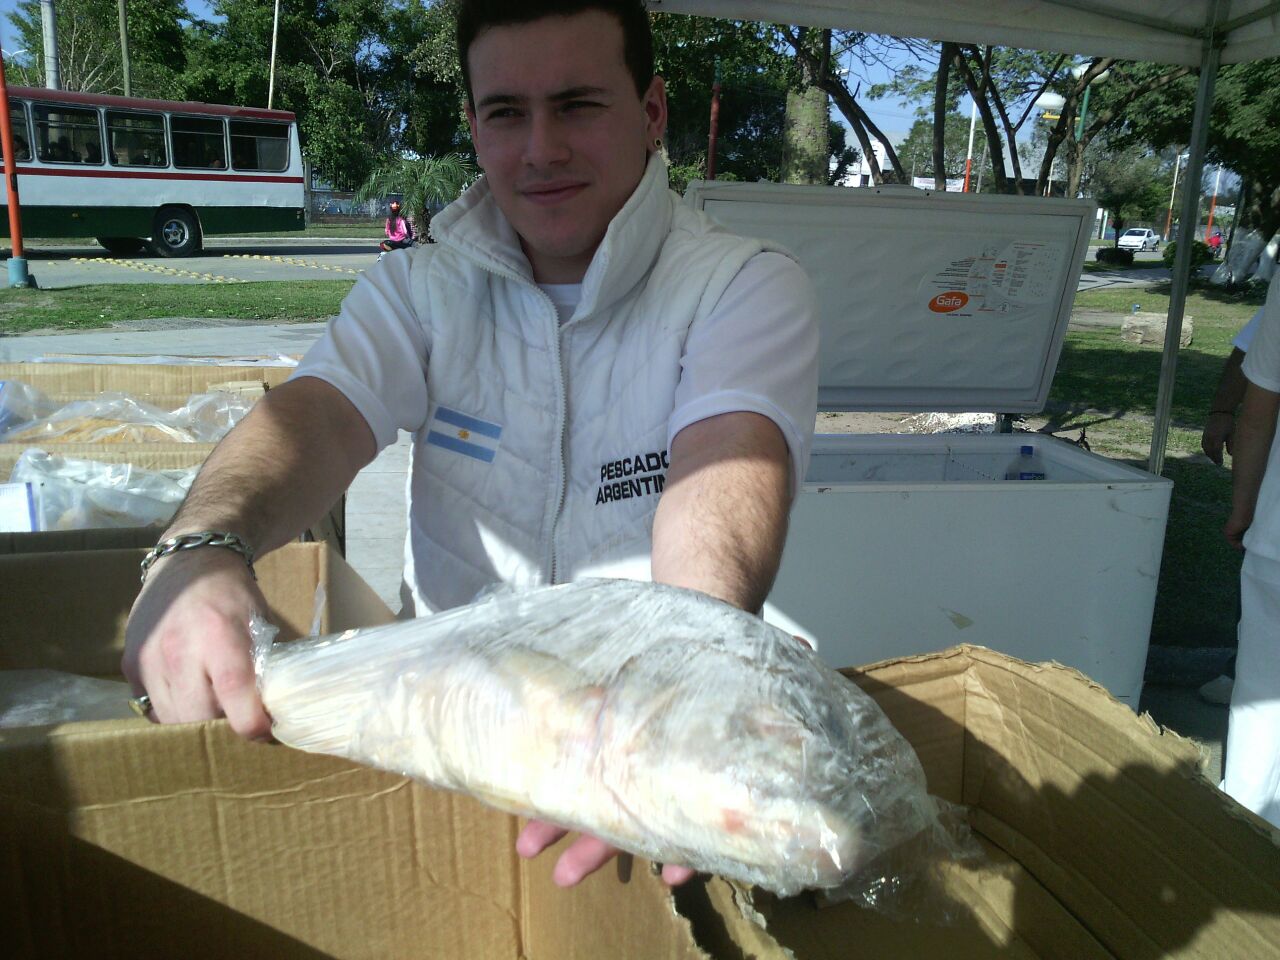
left=466, top=257, right=567, bottom=586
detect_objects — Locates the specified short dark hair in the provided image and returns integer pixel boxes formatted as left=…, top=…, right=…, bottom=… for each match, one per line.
left=456, top=1, right=654, bottom=106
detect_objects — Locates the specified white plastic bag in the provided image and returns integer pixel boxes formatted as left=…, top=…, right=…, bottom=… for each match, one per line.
left=0, top=389, right=256, bottom=444
left=10, top=447, right=196, bottom=530
left=0, top=670, right=135, bottom=727
left=0, top=380, right=58, bottom=435
left=254, top=578, right=971, bottom=900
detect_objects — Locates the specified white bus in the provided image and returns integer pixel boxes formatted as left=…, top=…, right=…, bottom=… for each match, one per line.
left=0, top=86, right=305, bottom=257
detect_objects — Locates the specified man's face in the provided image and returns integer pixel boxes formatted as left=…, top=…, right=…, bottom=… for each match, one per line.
left=465, top=10, right=666, bottom=283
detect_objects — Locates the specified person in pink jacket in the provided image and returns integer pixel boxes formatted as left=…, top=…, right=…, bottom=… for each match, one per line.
left=380, top=200, right=415, bottom=252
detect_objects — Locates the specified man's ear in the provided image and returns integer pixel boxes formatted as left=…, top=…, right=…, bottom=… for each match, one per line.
left=643, top=75, right=668, bottom=149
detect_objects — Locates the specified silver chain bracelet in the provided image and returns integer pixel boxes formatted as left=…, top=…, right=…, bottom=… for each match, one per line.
left=140, top=531, right=256, bottom=584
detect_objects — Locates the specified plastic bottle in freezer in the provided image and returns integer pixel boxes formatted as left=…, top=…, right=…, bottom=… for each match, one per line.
left=1005, top=444, right=1047, bottom=480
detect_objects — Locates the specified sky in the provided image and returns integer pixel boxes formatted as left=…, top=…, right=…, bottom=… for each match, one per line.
left=0, top=0, right=943, bottom=146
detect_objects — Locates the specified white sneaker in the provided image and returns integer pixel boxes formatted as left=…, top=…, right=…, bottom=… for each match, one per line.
left=1198, top=674, right=1234, bottom=706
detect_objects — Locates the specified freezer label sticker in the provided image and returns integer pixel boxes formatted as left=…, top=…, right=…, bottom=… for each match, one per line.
left=928, top=291, right=969, bottom=313
left=595, top=449, right=668, bottom=505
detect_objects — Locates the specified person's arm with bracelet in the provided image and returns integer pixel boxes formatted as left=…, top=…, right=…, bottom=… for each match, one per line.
left=122, top=377, right=376, bottom=737
left=1203, top=348, right=1249, bottom=465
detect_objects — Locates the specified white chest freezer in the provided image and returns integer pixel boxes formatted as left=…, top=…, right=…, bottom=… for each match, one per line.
left=686, top=181, right=1171, bottom=706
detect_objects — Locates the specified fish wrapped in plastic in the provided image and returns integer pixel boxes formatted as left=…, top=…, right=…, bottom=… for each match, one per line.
left=253, top=578, right=963, bottom=898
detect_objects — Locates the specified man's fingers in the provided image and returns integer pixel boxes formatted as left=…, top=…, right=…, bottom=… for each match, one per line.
left=210, top=651, right=274, bottom=740
left=662, top=863, right=697, bottom=886
left=553, top=834, right=618, bottom=887
left=517, top=819, right=569, bottom=859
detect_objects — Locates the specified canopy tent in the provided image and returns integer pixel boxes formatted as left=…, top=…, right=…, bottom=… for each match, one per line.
left=651, top=1, right=1280, bottom=64
left=651, top=0, right=1280, bottom=474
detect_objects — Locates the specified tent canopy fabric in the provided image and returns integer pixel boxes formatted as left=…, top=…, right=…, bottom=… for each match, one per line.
left=649, top=0, right=1280, bottom=65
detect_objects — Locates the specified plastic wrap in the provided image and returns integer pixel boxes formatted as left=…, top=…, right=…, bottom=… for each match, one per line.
left=0, top=380, right=59, bottom=435
left=0, top=390, right=255, bottom=444
left=10, top=448, right=196, bottom=530
left=253, top=578, right=972, bottom=900
left=0, top=670, right=135, bottom=727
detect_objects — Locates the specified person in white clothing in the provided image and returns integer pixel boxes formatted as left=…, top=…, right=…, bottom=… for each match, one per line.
left=1222, top=268, right=1280, bottom=829
left=122, top=0, right=819, bottom=887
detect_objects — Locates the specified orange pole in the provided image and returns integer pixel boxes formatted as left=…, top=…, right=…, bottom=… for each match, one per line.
left=962, top=157, right=973, bottom=193
left=0, top=46, right=26, bottom=262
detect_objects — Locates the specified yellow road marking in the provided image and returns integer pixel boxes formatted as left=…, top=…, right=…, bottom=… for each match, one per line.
left=71, top=256, right=245, bottom=284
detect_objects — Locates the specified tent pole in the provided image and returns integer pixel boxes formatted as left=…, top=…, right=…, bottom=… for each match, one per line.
left=1147, top=23, right=1221, bottom=476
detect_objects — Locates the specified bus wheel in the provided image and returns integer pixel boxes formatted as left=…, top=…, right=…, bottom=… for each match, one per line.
left=96, top=236, right=146, bottom=257
left=151, top=208, right=202, bottom=257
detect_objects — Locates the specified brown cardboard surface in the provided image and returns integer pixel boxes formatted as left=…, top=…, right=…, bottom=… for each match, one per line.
left=0, top=543, right=386, bottom=676
left=0, top=361, right=292, bottom=403
left=679, top=645, right=1280, bottom=959
left=0, top=544, right=707, bottom=960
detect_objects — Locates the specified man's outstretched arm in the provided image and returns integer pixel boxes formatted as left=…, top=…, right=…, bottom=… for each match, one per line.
left=122, top=376, right=377, bottom=737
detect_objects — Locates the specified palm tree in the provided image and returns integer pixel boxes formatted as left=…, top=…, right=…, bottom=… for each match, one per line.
left=354, top=153, right=479, bottom=242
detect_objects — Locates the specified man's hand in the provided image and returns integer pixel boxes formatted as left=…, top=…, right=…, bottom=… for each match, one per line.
left=516, top=819, right=696, bottom=888
left=123, top=548, right=272, bottom=738
left=1201, top=411, right=1235, bottom=465
left=1225, top=508, right=1252, bottom=552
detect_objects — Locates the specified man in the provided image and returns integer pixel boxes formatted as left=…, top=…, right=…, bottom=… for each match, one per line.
left=1197, top=309, right=1261, bottom=705
left=123, top=0, right=818, bottom=887
left=1222, top=268, right=1280, bottom=829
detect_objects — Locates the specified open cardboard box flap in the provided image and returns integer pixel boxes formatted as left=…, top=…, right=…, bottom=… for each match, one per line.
left=678, top=646, right=1280, bottom=959
left=2, top=548, right=1278, bottom=958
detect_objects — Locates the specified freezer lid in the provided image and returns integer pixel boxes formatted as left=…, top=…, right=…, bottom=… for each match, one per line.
left=684, top=181, right=1096, bottom=413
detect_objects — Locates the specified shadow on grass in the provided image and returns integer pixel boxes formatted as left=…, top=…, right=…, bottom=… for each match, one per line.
left=1049, top=340, right=1236, bottom=430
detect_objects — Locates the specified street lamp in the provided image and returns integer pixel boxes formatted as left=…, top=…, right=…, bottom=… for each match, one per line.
left=1165, top=152, right=1189, bottom=243
left=1069, top=62, right=1110, bottom=142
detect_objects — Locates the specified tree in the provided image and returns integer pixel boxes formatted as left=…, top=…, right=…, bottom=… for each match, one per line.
left=6, top=0, right=188, bottom=97
left=354, top=152, right=477, bottom=238
left=1088, top=149, right=1167, bottom=243
left=1112, top=58, right=1280, bottom=241
left=896, top=113, right=993, bottom=184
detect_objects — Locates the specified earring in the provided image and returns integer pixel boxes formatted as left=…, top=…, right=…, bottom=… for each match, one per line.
left=653, top=137, right=664, bottom=151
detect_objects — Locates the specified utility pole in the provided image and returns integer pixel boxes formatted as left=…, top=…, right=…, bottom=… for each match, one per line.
left=118, top=0, right=130, bottom=97
left=0, top=36, right=33, bottom=287
left=962, top=99, right=977, bottom=192
left=39, top=0, right=59, bottom=90
left=267, top=0, right=281, bottom=109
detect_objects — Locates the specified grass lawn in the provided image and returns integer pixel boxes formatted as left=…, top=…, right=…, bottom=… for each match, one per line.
left=0, top=280, right=355, bottom=335
left=1048, top=281, right=1266, bottom=648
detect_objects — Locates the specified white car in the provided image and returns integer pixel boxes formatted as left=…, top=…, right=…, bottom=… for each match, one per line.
left=1117, top=228, right=1160, bottom=252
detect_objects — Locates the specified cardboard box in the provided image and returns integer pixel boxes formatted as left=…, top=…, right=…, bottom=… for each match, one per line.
left=3, top=546, right=1278, bottom=960
left=0, top=360, right=345, bottom=552
left=0, top=360, right=293, bottom=407
left=0, top=544, right=706, bottom=959
left=676, top=647, right=1280, bottom=959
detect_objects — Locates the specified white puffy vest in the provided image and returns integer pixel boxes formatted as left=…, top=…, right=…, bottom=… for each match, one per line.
left=402, top=155, right=784, bottom=615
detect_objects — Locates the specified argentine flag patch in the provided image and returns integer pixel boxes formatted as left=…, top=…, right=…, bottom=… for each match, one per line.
left=425, top=406, right=502, bottom=463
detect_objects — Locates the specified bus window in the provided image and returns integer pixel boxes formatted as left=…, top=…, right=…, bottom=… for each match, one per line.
left=7, top=100, right=31, bottom=161
left=33, top=104, right=103, bottom=164
left=107, top=111, right=167, bottom=167
left=230, top=120, right=289, bottom=172
left=171, top=116, right=226, bottom=169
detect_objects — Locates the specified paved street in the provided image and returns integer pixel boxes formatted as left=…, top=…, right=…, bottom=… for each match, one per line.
left=14, top=237, right=378, bottom=288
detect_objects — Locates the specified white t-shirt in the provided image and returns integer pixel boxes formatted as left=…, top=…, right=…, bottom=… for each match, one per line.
left=297, top=247, right=816, bottom=500
left=1242, top=269, right=1280, bottom=560
left=1235, top=308, right=1263, bottom=353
